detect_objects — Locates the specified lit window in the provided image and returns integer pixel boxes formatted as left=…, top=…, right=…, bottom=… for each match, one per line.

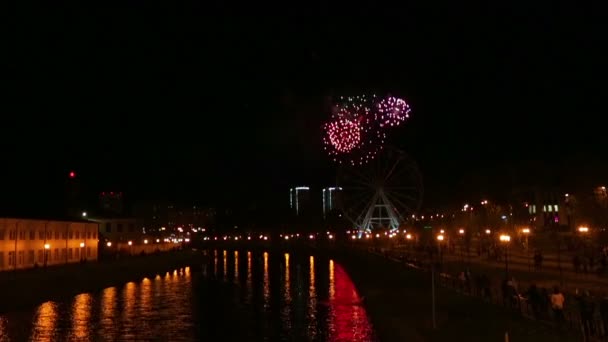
left=554, top=205, right=558, bottom=212
left=543, top=205, right=546, bottom=212
left=532, top=205, right=536, bottom=214
left=547, top=205, right=552, bottom=212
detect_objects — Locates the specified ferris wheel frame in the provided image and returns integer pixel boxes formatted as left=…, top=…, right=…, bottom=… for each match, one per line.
left=337, top=147, right=423, bottom=233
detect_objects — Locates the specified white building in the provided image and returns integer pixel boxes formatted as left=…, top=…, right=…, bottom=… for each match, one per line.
left=0, top=217, right=99, bottom=271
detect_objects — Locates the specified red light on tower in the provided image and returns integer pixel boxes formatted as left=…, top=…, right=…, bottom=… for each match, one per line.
left=69, top=171, right=76, bottom=179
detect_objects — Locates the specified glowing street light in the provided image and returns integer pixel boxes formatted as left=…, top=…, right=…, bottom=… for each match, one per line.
left=406, top=234, right=412, bottom=240
left=578, top=226, right=589, bottom=233
left=81, top=211, right=87, bottom=218
left=436, top=234, right=444, bottom=241
left=458, top=229, right=465, bottom=235
left=80, top=242, right=85, bottom=248
left=499, top=234, right=511, bottom=277
left=309, top=234, right=314, bottom=240
left=128, top=241, right=132, bottom=246
left=351, top=235, right=356, bottom=240
left=328, top=234, right=334, bottom=240
left=106, top=242, right=112, bottom=247
left=522, top=228, right=530, bottom=234
left=485, top=229, right=491, bottom=235
left=285, top=235, right=289, bottom=240
left=144, top=239, right=148, bottom=244
left=44, top=243, right=51, bottom=266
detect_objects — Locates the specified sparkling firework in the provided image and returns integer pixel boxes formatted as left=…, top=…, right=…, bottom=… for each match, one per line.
left=323, top=94, right=411, bottom=166
left=377, top=96, right=411, bottom=127
left=326, top=119, right=361, bottom=153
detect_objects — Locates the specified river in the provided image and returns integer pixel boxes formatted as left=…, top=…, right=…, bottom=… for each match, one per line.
left=0, top=249, right=375, bottom=341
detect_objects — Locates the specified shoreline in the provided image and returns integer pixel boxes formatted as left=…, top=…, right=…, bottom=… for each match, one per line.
left=0, top=249, right=202, bottom=314
left=330, top=246, right=577, bottom=342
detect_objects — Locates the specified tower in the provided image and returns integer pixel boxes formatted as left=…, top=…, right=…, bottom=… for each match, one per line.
left=289, top=186, right=310, bottom=216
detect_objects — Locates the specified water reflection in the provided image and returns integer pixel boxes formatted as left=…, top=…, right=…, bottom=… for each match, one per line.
left=234, top=251, right=239, bottom=282
left=30, top=301, right=58, bottom=341
left=247, top=251, right=252, bottom=294
left=308, top=256, right=317, bottom=339
left=69, top=293, right=92, bottom=340
left=282, top=253, right=292, bottom=331
left=100, top=286, right=118, bottom=340
left=1, top=267, right=196, bottom=341
left=223, top=250, right=227, bottom=279
left=122, top=281, right=137, bottom=338
left=0, top=252, right=373, bottom=341
left=263, top=251, right=270, bottom=309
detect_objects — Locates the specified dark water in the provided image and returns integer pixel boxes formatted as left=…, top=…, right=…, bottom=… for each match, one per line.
left=0, top=250, right=375, bottom=341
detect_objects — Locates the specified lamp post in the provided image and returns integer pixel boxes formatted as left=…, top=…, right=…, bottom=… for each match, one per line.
left=458, top=229, right=465, bottom=265
left=522, top=228, right=530, bottom=271
left=79, top=242, right=85, bottom=261
left=499, top=234, right=511, bottom=278
left=578, top=226, right=589, bottom=277
left=432, top=234, right=444, bottom=330
left=44, top=243, right=50, bottom=267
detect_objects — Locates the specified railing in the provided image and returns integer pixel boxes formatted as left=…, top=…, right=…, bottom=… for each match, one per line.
left=367, top=246, right=608, bottom=341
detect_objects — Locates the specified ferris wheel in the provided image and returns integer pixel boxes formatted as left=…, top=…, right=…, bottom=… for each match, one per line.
left=337, top=147, right=423, bottom=233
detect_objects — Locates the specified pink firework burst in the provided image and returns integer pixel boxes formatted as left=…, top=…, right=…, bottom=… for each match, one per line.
left=376, top=96, right=411, bottom=127
left=326, top=119, right=362, bottom=153
left=322, top=94, right=410, bottom=166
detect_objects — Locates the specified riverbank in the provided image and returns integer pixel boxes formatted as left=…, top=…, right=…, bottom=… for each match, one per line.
left=0, top=249, right=202, bottom=313
left=329, top=247, right=578, bottom=342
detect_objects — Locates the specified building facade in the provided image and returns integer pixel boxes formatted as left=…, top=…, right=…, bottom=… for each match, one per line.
left=89, top=217, right=141, bottom=244
left=289, top=186, right=310, bottom=216
left=322, top=187, right=342, bottom=218
left=0, top=218, right=99, bottom=271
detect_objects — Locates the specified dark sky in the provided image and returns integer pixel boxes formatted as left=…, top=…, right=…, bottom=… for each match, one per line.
left=4, top=3, right=607, bottom=213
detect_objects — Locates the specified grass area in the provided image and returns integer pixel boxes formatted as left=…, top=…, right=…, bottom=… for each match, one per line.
left=335, top=248, right=579, bottom=342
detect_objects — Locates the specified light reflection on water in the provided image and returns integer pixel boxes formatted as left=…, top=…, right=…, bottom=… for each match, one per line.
left=1, top=267, right=195, bottom=341
left=0, top=251, right=375, bottom=341
left=208, top=250, right=375, bottom=341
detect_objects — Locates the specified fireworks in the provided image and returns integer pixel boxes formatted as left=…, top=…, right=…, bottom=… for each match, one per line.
left=323, top=94, right=411, bottom=166
left=377, top=96, right=411, bottom=127
left=326, top=119, right=361, bottom=153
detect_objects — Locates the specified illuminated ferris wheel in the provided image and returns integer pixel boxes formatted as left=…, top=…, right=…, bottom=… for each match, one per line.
left=337, top=147, right=423, bottom=233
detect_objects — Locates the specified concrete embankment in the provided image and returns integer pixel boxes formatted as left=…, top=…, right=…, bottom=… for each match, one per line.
left=328, top=247, right=577, bottom=342
left=0, top=250, right=202, bottom=313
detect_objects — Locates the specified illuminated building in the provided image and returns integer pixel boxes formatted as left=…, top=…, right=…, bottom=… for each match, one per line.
left=0, top=217, right=99, bottom=271
left=289, top=186, right=310, bottom=216
left=322, top=187, right=342, bottom=218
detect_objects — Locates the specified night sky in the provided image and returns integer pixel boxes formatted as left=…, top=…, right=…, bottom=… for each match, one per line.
left=4, top=3, right=607, bottom=214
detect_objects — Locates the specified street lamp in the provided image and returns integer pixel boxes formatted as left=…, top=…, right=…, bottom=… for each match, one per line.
left=44, top=243, right=50, bottom=267
left=78, top=242, right=85, bottom=261
left=458, top=229, right=465, bottom=264
left=432, top=234, right=445, bottom=330
left=144, top=239, right=148, bottom=244
left=128, top=240, right=132, bottom=246
left=521, top=228, right=531, bottom=270
left=499, top=234, right=511, bottom=278
left=106, top=241, right=112, bottom=247
left=578, top=226, right=589, bottom=233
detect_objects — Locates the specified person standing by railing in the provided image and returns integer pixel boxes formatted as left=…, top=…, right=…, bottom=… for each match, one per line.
left=551, top=286, right=566, bottom=328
